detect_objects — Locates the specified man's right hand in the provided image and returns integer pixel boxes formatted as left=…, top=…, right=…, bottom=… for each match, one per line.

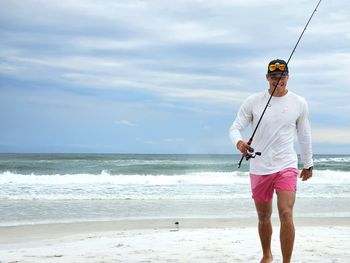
left=236, top=140, right=250, bottom=154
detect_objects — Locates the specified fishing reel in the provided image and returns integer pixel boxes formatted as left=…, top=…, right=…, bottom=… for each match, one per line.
left=245, top=146, right=261, bottom=161
left=238, top=146, right=262, bottom=168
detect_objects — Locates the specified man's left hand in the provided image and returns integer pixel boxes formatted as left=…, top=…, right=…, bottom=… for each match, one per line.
left=300, top=169, right=312, bottom=181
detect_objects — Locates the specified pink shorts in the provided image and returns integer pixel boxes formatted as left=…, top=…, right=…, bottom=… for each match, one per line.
left=249, top=167, right=298, bottom=202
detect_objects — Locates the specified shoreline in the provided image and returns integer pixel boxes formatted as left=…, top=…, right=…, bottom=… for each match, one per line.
left=1, top=217, right=349, bottom=245
left=1, top=217, right=350, bottom=263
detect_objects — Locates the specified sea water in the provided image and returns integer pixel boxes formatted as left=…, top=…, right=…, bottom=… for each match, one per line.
left=0, top=154, right=349, bottom=225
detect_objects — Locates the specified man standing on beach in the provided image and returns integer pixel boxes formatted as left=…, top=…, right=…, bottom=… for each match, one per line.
left=229, top=59, right=313, bottom=263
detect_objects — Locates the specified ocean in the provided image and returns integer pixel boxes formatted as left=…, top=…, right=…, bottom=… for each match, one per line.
left=0, top=154, right=349, bottom=226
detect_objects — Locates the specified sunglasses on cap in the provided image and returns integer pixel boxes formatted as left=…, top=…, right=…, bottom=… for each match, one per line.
left=268, top=62, right=287, bottom=72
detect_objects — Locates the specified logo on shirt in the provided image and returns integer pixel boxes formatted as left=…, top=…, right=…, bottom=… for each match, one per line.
left=282, top=106, right=289, bottom=113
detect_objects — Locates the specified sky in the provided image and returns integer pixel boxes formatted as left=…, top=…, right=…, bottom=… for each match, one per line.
left=0, top=0, right=349, bottom=154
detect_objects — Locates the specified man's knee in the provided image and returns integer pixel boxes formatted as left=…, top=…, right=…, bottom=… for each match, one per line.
left=255, top=201, right=272, bottom=223
left=257, top=210, right=272, bottom=223
left=277, top=191, right=295, bottom=224
left=279, top=209, right=293, bottom=224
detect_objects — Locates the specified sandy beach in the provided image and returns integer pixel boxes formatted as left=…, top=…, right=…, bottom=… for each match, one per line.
left=1, top=154, right=350, bottom=262
left=1, top=217, right=349, bottom=263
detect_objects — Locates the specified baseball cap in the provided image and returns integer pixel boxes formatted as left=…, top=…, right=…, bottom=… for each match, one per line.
left=267, top=59, right=289, bottom=75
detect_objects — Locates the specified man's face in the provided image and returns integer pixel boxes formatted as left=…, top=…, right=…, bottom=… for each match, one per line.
left=266, top=74, right=289, bottom=90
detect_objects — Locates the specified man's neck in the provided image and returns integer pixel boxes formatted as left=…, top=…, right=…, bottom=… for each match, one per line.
left=268, top=88, right=288, bottom=97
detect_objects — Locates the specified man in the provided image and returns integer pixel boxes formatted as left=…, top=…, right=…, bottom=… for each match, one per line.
left=229, top=59, right=313, bottom=263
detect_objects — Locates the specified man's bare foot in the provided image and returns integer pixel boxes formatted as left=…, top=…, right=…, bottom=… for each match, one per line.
left=260, top=253, right=273, bottom=263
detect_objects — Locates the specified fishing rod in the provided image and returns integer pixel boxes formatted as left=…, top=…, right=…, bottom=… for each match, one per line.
left=238, top=0, right=322, bottom=168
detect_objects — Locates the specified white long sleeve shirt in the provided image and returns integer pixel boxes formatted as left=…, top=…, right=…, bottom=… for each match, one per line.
left=229, top=90, right=313, bottom=175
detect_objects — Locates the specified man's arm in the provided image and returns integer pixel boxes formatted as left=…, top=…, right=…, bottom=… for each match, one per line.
left=296, top=99, right=313, bottom=181
left=229, top=98, right=253, bottom=154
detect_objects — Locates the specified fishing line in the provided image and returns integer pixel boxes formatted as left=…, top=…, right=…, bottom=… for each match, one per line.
left=238, top=0, right=323, bottom=168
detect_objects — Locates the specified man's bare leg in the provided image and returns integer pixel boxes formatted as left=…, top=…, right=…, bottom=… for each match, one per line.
left=277, top=191, right=296, bottom=263
left=254, top=201, right=273, bottom=263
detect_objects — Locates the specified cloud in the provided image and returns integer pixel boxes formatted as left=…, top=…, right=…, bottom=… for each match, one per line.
left=166, top=22, right=246, bottom=44
left=72, top=37, right=153, bottom=50
left=136, top=137, right=157, bottom=145
left=312, top=128, right=350, bottom=144
left=1, top=0, right=349, bottom=153
left=115, top=120, right=137, bottom=127
left=163, top=138, right=185, bottom=143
